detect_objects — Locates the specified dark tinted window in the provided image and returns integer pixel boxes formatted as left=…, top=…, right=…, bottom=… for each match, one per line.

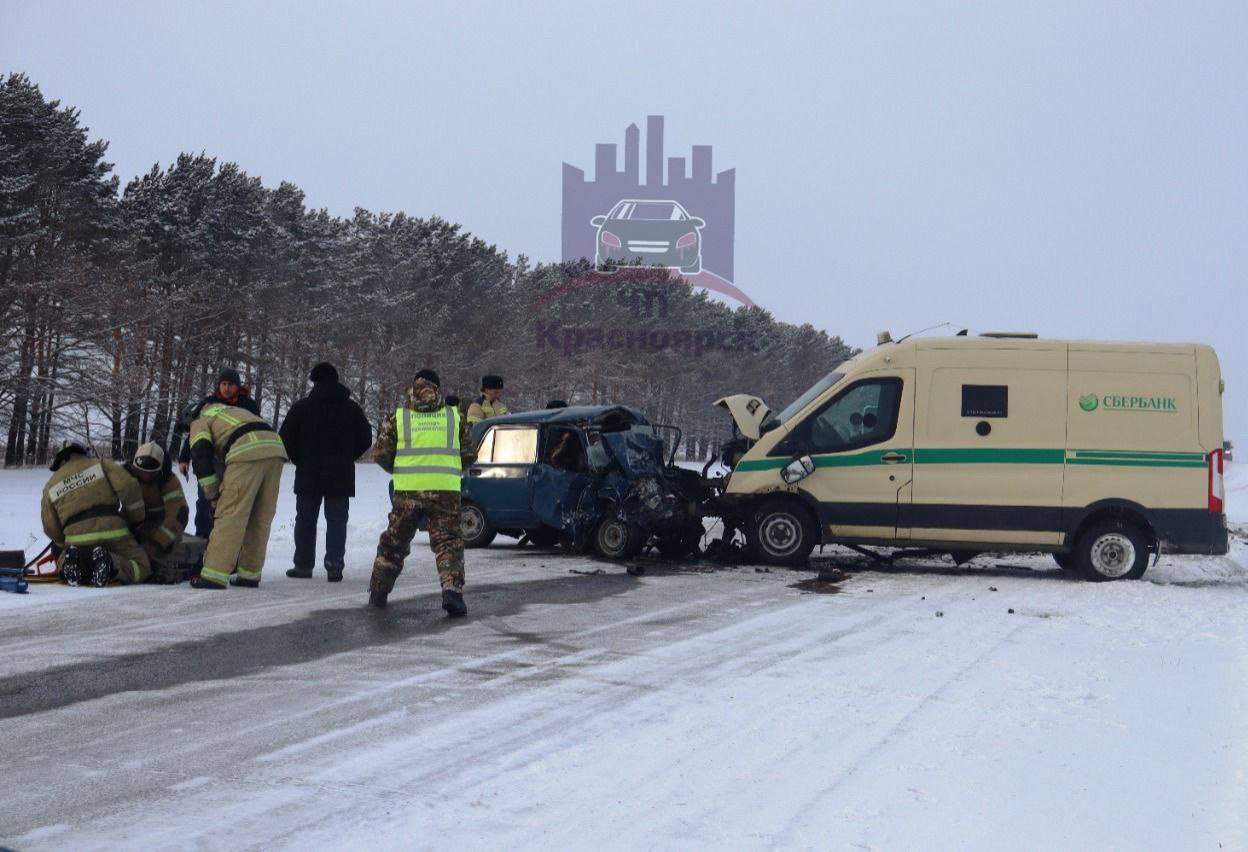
left=962, top=385, right=1008, bottom=418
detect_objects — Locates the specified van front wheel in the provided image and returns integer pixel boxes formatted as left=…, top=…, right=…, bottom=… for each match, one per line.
left=748, top=499, right=818, bottom=566
left=1076, top=520, right=1149, bottom=581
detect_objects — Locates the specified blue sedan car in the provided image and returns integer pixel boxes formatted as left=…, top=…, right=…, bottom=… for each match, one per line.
left=460, top=405, right=706, bottom=562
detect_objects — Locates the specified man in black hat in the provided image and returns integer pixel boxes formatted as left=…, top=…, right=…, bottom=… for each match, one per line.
left=279, top=362, right=373, bottom=582
left=174, top=367, right=262, bottom=537
left=466, top=374, right=509, bottom=425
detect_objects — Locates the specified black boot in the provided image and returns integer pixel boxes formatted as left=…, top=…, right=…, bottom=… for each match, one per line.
left=368, top=590, right=388, bottom=608
left=90, top=546, right=116, bottom=588
left=189, top=575, right=226, bottom=589
left=61, top=546, right=82, bottom=586
left=442, top=589, right=467, bottom=618
left=286, top=567, right=313, bottom=579
left=325, top=563, right=344, bottom=583
left=229, top=574, right=260, bottom=588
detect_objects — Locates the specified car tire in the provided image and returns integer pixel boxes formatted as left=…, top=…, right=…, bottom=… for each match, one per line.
left=525, top=527, right=560, bottom=548
left=747, top=498, right=818, bottom=566
left=594, top=512, right=645, bottom=560
left=1075, top=519, right=1149, bottom=581
left=461, top=502, right=497, bottom=548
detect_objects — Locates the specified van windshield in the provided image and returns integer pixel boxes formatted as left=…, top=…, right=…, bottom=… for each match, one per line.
left=772, top=370, right=846, bottom=425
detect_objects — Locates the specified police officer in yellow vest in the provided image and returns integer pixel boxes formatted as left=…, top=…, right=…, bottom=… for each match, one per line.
left=40, top=442, right=151, bottom=586
left=187, top=402, right=288, bottom=589
left=368, top=368, right=475, bottom=615
left=466, top=374, right=509, bottom=425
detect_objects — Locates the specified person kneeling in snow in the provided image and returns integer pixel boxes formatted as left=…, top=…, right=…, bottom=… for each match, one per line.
left=125, top=442, right=189, bottom=583
left=40, top=442, right=151, bottom=587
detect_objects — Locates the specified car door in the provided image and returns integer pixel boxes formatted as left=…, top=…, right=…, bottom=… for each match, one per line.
left=772, top=370, right=915, bottom=542
left=464, top=425, right=539, bottom=527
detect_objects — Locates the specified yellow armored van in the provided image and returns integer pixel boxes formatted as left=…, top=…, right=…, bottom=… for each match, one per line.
left=716, top=333, right=1227, bottom=580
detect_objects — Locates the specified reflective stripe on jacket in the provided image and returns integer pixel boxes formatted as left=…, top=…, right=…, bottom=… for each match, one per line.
left=392, top=405, right=462, bottom=492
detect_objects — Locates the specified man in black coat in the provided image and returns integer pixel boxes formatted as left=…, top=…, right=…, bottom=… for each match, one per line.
left=175, top=367, right=262, bottom=537
left=279, top=362, right=373, bottom=581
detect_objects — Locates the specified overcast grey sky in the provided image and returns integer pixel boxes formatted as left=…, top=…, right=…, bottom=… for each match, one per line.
left=4, top=1, right=1245, bottom=434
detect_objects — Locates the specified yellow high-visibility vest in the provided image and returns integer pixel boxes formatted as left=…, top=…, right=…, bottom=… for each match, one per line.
left=393, top=405, right=462, bottom=492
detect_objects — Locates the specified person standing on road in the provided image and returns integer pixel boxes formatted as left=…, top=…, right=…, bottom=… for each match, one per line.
left=40, top=442, right=150, bottom=586
left=466, top=374, right=509, bottom=425
left=279, top=362, right=373, bottom=582
left=187, top=402, right=287, bottom=589
left=367, top=369, right=475, bottom=615
left=175, top=368, right=261, bottom=538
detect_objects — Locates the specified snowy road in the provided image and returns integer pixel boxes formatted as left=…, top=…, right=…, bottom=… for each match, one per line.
left=1, top=467, right=1247, bottom=850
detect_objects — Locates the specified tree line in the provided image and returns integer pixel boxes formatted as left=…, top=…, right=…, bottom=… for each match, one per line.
left=0, top=73, right=855, bottom=467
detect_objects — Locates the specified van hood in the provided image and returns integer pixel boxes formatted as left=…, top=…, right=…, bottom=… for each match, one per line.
left=713, top=394, right=772, bottom=441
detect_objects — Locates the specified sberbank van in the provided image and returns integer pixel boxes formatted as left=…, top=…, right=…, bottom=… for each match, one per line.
left=714, top=332, right=1227, bottom=581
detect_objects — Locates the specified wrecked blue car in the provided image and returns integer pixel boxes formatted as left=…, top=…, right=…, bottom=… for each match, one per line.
left=460, top=405, right=707, bottom=561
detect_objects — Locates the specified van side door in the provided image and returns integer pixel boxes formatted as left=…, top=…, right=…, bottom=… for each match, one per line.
left=772, top=369, right=915, bottom=542
left=910, top=346, right=1067, bottom=546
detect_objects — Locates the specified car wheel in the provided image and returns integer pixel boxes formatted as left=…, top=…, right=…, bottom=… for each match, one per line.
left=747, top=498, right=817, bottom=566
left=461, top=502, right=496, bottom=548
left=594, top=512, right=645, bottom=559
left=1076, top=520, right=1149, bottom=581
left=525, top=527, right=560, bottom=548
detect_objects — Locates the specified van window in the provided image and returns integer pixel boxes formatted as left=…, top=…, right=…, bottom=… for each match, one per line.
left=785, top=378, right=902, bottom=454
left=477, top=426, right=537, bottom=464
left=962, top=384, right=1008, bottom=418
left=773, top=369, right=846, bottom=425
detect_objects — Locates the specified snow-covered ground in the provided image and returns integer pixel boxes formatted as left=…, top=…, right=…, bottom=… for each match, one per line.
left=1, top=464, right=1246, bottom=849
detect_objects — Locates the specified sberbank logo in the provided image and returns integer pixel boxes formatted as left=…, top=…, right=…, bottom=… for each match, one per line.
left=1079, top=393, right=1178, bottom=413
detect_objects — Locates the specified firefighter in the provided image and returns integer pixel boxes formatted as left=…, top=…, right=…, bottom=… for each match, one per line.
left=187, top=402, right=288, bottom=589
left=40, top=442, right=150, bottom=586
left=125, top=442, right=189, bottom=582
left=368, top=369, right=475, bottom=615
left=466, top=374, right=509, bottom=424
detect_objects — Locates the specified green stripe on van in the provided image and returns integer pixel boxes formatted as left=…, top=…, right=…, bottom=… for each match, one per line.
left=733, top=447, right=1207, bottom=472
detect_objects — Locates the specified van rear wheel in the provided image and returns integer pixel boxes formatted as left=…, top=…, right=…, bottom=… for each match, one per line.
left=747, top=499, right=818, bottom=566
left=1076, top=520, right=1149, bottom=581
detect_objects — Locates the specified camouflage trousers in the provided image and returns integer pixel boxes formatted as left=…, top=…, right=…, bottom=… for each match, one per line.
left=370, top=490, right=464, bottom=594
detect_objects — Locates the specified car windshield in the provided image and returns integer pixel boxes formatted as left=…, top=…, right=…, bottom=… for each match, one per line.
left=612, top=202, right=685, bottom=221
left=772, top=370, right=846, bottom=425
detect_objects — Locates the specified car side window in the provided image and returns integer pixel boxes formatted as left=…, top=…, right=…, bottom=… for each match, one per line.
left=475, top=428, right=496, bottom=463
left=488, top=427, right=538, bottom=465
left=782, top=378, right=902, bottom=455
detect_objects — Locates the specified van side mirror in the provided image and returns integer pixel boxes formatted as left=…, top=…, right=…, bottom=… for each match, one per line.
left=781, top=455, right=816, bottom=484
left=862, top=412, right=877, bottom=429
left=590, top=215, right=606, bottom=227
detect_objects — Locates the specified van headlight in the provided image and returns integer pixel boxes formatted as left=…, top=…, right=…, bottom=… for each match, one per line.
left=781, top=455, right=816, bottom=484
